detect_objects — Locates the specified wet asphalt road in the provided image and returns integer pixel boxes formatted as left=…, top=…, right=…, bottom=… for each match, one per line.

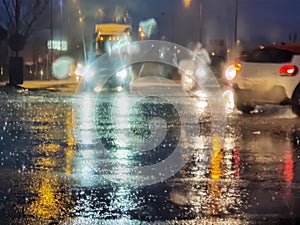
left=0, top=87, right=300, bottom=225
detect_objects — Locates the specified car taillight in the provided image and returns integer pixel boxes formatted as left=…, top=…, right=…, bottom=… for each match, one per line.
left=279, top=65, right=298, bottom=76
left=225, top=62, right=241, bottom=81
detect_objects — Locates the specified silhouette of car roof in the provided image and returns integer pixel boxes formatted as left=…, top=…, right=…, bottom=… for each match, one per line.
left=261, top=43, right=300, bottom=54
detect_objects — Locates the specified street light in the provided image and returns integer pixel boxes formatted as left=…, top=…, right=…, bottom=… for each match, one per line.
left=183, top=0, right=192, bottom=8
left=199, top=0, right=203, bottom=43
left=183, top=0, right=202, bottom=43
left=234, top=0, right=238, bottom=45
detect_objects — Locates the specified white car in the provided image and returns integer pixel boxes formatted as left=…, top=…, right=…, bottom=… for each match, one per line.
left=224, top=43, right=300, bottom=115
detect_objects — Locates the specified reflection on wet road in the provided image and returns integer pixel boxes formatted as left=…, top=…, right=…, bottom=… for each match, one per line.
left=0, top=91, right=300, bottom=224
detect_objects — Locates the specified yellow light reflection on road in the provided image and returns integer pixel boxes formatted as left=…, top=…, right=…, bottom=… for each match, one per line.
left=208, top=136, right=223, bottom=215
left=26, top=174, right=62, bottom=219
left=37, top=143, right=60, bottom=154
left=170, top=133, right=246, bottom=222
left=65, top=111, right=76, bottom=174
left=24, top=102, right=76, bottom=220
left=211, top=136, right=223, bottom=180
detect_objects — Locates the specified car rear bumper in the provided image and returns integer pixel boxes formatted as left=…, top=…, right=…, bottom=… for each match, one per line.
left=232, top=83, right=291, bottom=105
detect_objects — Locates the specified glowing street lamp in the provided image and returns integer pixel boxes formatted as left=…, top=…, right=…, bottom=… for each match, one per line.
left=182, top=0, right=202, bottom=43
left=183, top=0, right=192, bottom=8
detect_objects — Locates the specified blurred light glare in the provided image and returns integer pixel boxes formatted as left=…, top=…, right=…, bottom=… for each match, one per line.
left=222, top=89, right=235, bottom=112
left=52, top=56, right=74, bottom=79
left=93, top=86, right=102, bottom=93
left=225, top=65, right=237, bottom=81
left=74, top=63, right=84, bottom=77
left=106, top=36, right=132, bottom=53
left=84, top=68, right=95, bottom=80
left=182, top=75, right=194, bottom=91
left=97, top=8, right=105, bottom=17
left=138, top=18, right=157, bottom=38
left=183, top=0, right=192, bottom=8
left=195, top=66, right=207, bottom=79
left=196, top=100, right=208, bottom=111
left=116, top=69, right=127, bottom=78
left=194, top=90, right=207, bottom=98
left=185, top=69, right=193, bottom=76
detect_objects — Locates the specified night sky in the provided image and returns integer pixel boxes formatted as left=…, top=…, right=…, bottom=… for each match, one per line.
left=72, top=0, right=300, bottom=47
left=1, top=0, right=300, bottom=48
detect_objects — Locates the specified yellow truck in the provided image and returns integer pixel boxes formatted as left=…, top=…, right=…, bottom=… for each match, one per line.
left=94, top=23, right=132, bottom=55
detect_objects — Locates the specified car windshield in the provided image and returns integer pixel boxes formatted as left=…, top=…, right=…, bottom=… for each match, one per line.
left=1, top=1, right=300, bottom=225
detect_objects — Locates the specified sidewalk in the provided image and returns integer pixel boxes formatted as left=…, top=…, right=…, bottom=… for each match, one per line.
left=0, top=76, right=79, bottom=93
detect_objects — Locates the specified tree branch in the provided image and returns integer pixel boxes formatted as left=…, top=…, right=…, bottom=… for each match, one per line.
left=23, top=0, right=50, bottom=39
left=2, top=0, right=15, bottom=28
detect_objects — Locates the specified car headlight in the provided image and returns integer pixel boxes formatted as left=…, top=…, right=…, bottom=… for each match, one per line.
left=225, top=65, right=237, bottom=81
left=224, top=62, right=241, bottom=81
left=116, top=69, right=127, bottom=79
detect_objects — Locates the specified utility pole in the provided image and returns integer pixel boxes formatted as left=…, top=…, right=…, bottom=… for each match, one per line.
left=199, top=0, right=203, bottom=43
left=50, top=0, right=53, bottom=79
left=234, top=0, right=238, bottom=45
left=60, top=0, right=63, bottom=53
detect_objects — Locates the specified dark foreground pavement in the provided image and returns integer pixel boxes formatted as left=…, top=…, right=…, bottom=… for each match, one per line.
left=0, top=85, right=300, bottom=225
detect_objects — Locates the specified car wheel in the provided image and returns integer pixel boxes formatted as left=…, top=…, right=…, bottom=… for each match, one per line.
left=234, top=94, right=255, bottom=114
left=292, top=88, right=300, bottom=116
left=235, top=103, right=255, bottom=114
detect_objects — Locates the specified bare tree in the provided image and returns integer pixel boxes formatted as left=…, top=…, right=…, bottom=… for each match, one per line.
left=0, top=26, right=7, bottom=42
left=2, top=0, right=50, bottom=55
left=0, top=0, right=50, bottom=84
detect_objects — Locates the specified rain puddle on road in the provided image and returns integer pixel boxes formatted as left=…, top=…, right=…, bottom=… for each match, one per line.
left=0, top=91, right=299, bottom=225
